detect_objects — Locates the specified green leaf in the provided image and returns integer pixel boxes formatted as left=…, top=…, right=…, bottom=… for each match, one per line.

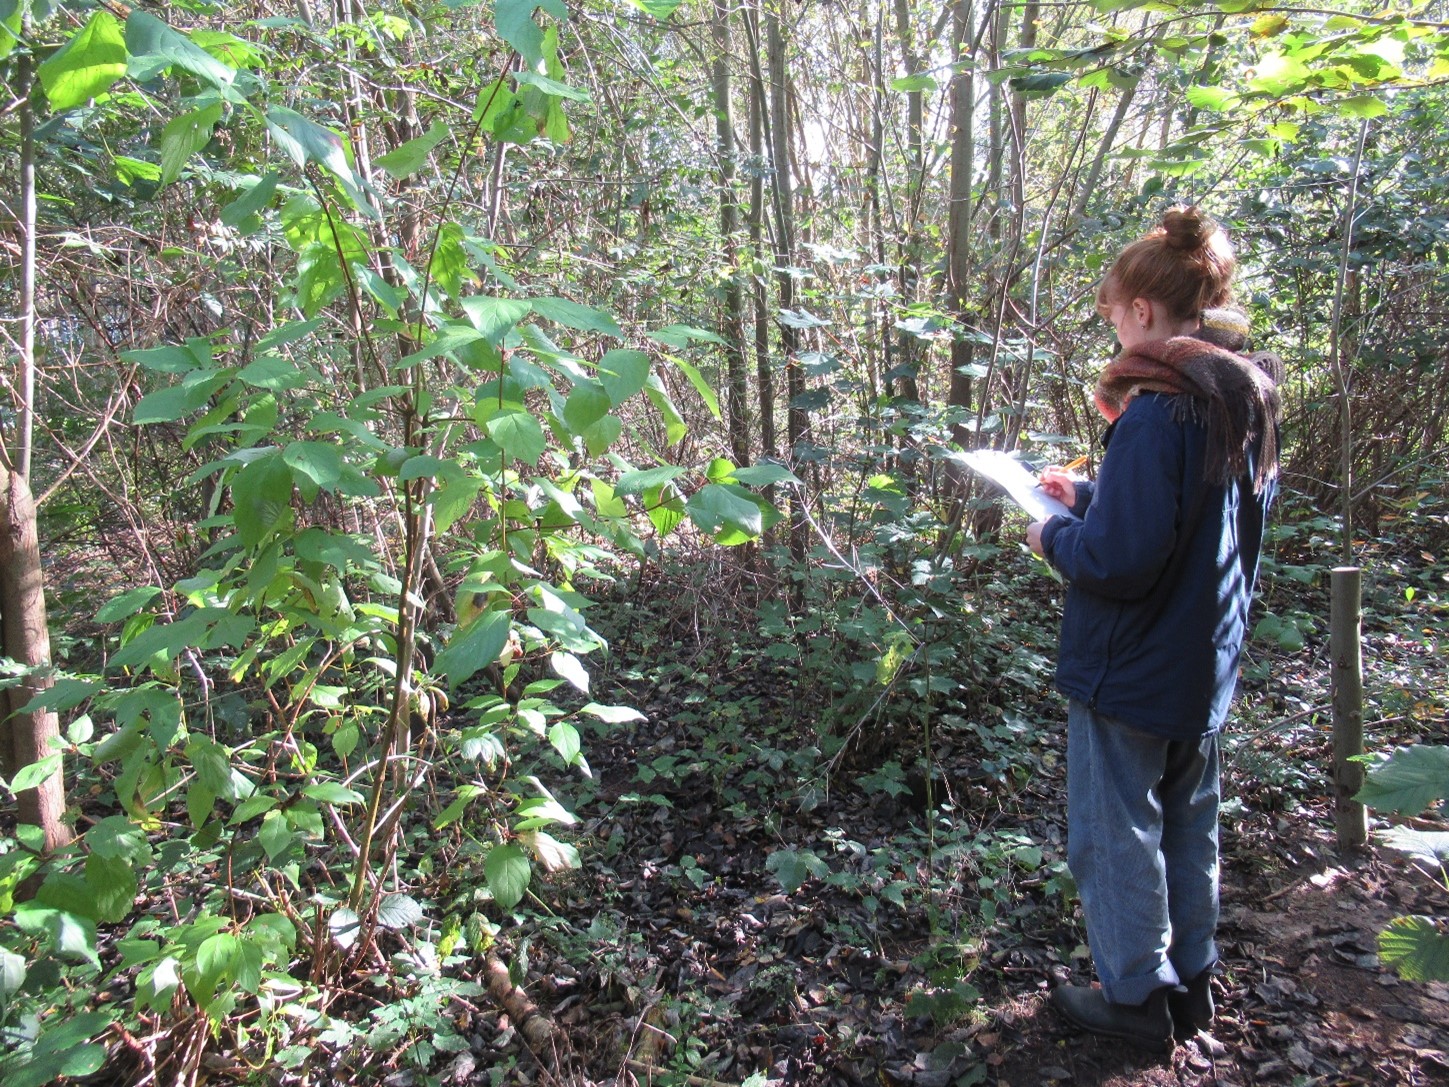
left=550, top=650, right=589, bottom=693
left=125, top=10, right=237, bottom=93
left=1380, top=826, right=1449, bottom=868
left=598, top=349, right=650, bottom=405
left=265, top=107, right=376, bottom=217
left=38, top=11, right=128, bottom=110
left=0, top=0, right=21, bottom=62
left=1355, top=745, right=1449, bottom=815
left=221, top=172, right=280, bottom=230
left=623, top=0, right=683, bottom=20
left=485, top=408, right=547, bottom=465
left=614, top=464, right=685, bottom=496
left=531, top=297, right=622, bottom=337
left=375, top=122, right=450, bottom=178
left=301, top=781, right=364, bottom=805
left=562, top=382, right=611, bottom=435
left=0, top=948, right=24, bottom=997
left=649, top=324, right=725, bottom=348
left=766, top=848, right=830, bottom=894
left=485, top=841, right=531, bottom=908
left=891, top=73, right=937, bottom=93
left=1185, top=85, right=1238, bottom=111
left=514, top=69, right=591, bottom=102
left=686, top=483, right=765, bottom=543
left=231, top=452, right=294, bottom=548
left=548, top=720, right=580, bottom=764
left=9, top=754, right=63, bottom=794
left=159, top=102, right=222, bottom=186
left=1008, top=72, right=1073, bottom=99
left=436, top=609, right=511, bottom=691
left=1335, top=95, right=1387, bottom=119
left=377, top=893, right=424, bottom=930
left=1377, top=915, right=1449, bottom=982
left=580, top=702, right=646, bottom=724
left=667, top=354, right=720, bottom=418
left=329, top=907, right=361, bottom=949
left=84, top=853, right=137, bottom=923
left=460, top=295, right=533, bottom=344
left=283, top=440, right=343, bottom=491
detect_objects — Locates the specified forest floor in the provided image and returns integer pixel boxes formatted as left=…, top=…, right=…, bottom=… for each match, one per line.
left=480, top=568, right=1449, bottom=1087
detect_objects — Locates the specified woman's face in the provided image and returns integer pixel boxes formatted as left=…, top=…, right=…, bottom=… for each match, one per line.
left=1097, top=282, right=1154, bottom=354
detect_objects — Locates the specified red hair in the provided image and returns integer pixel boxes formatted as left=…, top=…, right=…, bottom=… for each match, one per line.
left=1097, top=207, right=1236, bottom=322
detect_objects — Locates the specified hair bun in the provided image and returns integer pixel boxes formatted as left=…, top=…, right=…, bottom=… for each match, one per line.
left=1162, top=206, right=1215, bottom=252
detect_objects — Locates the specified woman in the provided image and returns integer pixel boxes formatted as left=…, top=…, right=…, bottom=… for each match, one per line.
left=1026, top=207, right=1281, bottom=1052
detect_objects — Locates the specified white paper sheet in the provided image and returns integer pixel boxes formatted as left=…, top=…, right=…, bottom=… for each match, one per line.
left=952, top=449, right=1074, bottom=522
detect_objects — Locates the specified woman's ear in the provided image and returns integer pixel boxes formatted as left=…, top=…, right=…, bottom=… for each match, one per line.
left=1131, top=297, right=1153, bottom=329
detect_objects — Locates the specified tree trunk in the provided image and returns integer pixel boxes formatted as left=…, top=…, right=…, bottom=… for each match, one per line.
left=946, top=0, right=978, bottom=448
left=0, top=462, right=73, bottom=852
left=764, top=0, right=807, bottom=564
left=744, top=3, right=776, bottom=465
left=714, top=0, right=751, bottom=466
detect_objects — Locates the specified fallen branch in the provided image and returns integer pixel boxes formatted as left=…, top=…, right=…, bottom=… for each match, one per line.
left=485, top=954, right=555, bottom=1047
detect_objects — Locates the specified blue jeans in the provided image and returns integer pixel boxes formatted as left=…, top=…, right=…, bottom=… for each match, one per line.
left=1067, top=700, right=1220, bottom=1005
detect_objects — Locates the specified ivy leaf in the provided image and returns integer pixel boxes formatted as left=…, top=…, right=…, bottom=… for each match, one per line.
left=38, top=11, right=128, bottom=110
left=485, top=842, right=531, bottom=908
left=766, top=848, right=830, bottom=894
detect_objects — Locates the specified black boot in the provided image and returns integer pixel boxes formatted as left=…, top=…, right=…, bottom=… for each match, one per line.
left=1051, top=984, right=1174, bottom=1053
left=1168, top=968, right=1214, bottom=1040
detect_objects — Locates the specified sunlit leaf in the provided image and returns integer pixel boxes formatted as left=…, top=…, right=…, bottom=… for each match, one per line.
left=38, top=11, right=128, bottom=110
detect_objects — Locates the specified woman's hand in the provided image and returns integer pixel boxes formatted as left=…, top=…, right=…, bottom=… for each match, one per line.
left=1027, top=520, right=1046, bottom=557
left=1038, top=466, right=1080, bottom=506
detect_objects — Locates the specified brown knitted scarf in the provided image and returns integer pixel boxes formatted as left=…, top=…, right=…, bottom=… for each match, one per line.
left=1095, top=336, right=1282, bottom=493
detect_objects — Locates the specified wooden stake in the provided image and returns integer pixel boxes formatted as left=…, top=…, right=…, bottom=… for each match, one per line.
left=1331, top=566, right=1367, bottom=850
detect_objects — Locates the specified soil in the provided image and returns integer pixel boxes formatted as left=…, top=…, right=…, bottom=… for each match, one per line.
left=505, top=592, right=1449, bottom=1087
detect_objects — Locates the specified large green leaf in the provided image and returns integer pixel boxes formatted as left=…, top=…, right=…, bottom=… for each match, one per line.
left=562, top=382, right=611, bottom=435
left=38, top=11, right=128, bottom=110
left=531, top=297, right=622, bottom=337
left=1377, top=915, right=1449, bottom=982
left=436, top=609, right=510, bottom=691
left=231, top=452, right=295, bottom=548
left=265, top=107, right=376, bottom=217
left=460, top=295, right=533, bottom=344
left=0, top=0, right=21, bottom=62
left=495, top=0, right=566, bottom=67
left=485, top=407, right=547, bottom=465
left=159, top=102, right=222, bottom=186
left=1356, top=745, right=1449, bottom=815
left=596, top=349, right=650, bottom=406
left=485, top=841, right=531, bottom=908
left=686, top=483, right=774, bottom=545
left=375, top=121, right=450, bottom=178
left=125, top=10, right=237, bottom=93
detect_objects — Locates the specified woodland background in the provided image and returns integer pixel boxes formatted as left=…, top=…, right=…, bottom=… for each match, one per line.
left=1, top=0, right=1447, bottom=1084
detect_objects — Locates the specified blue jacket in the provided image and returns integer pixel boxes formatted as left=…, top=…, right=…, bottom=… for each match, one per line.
left=1039, top=392, right=1274, bottom=739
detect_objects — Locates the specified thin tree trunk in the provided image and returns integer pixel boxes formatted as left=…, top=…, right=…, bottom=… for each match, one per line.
left=2, top=47, right=72, bottom=854
left=764, top=0, right=807, bottom=563
left=0, top=462, right=72, bottom=853
left=946, top=0, right=978, bottom=448
left=744, top=4, right=776, bottom=464
left=713, top=0, right=751, bottom=466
